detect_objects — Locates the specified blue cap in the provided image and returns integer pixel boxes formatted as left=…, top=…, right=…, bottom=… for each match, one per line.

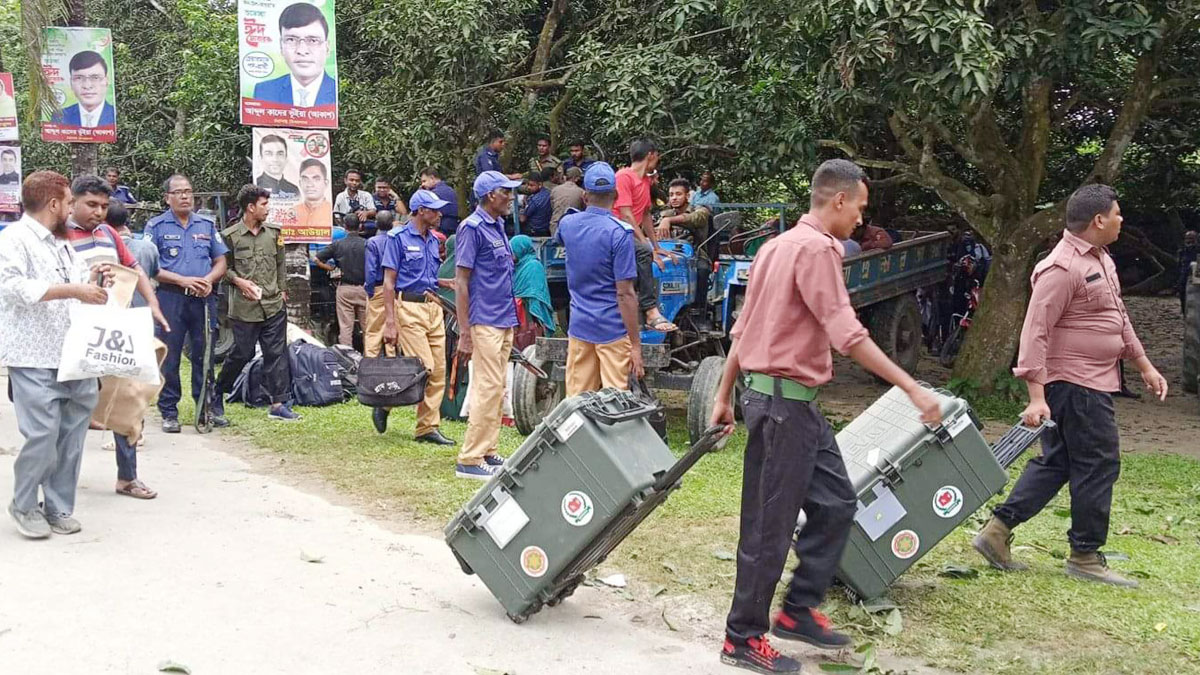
left=583, top=162, right=617, bottom=193
left=408, top=189, right=449, bottom=212
left=472, top=170, right=523, bottom=199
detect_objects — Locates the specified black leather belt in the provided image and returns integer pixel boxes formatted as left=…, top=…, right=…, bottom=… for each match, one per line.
left=400, top=292, right=428, bottom=303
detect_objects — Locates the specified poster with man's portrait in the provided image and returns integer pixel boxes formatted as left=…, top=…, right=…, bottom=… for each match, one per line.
left=0, top=73, right=18, bottom=142
left=252, top=127, right=332, bottom=243
left=239, top=0, right=338, bottom=129
left=40, top=27, right=117, bottom=143
left=0, top=145, right=22, bottom=214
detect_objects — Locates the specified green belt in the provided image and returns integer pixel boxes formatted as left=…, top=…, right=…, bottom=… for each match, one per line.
left=745, top=372, right=819, bottom=401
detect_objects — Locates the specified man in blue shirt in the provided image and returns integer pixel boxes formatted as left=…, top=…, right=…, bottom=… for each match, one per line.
left=473, top=130, right=506, bottom=178
left=419, top=167, right=461, bottom=236
left=144, top=173, right=229, bottom=432
left=562, top=141, right=597, bottom=174
left=454, top=171, right=521, bottom=479
left=556, top=163, right=645, bottom=396
left=363, top=209, right=396, bottom=359
left=104, top=167, right=137, bottom=204
left=519, top=169, right=552, bottom=236
left=691, top=171, right=720, bottom=210
left=377, top=190, right=456, bottom=446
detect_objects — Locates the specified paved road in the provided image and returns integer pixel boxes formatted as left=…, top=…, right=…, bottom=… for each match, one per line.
left=0, top=375, right=727, bottom=674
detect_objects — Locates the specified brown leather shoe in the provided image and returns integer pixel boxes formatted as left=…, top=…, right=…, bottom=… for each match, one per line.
left=1065, top=550, right=1139, bottom=588
left=972, top=517, right=1029, bottom=571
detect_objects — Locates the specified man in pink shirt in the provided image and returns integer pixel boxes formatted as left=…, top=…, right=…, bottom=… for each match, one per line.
left=612, top=138, right=676, bottom=332
left=975, top=183, right=1167, bottom=588
left=708, top=159, right=941, bottom=674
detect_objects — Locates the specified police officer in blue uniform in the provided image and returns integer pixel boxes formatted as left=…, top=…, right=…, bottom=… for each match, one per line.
left=144, top=173, right=229, bottom=433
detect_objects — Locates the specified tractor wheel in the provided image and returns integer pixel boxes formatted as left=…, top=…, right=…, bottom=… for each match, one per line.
left=866, top=294, right=923, bottom=376
left=687, top=356, right=726, bottom=447
left=512, top=345, right=562, bottom=435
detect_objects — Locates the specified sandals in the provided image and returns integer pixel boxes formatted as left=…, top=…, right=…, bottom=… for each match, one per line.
left=644, top=318, right=678, bottom=333
left=116, top=480, right=157, bottom=500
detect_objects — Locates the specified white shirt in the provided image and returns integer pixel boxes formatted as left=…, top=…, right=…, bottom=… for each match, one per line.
left=0, top=215, right=87, bottom=368
left=80, top=104, right=102, bottom=128
left=334, top=189, right=376, bottom=216
left=290, top=75, right=323, bottom=108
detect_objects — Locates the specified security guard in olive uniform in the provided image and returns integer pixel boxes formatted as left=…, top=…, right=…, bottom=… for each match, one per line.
left=145, top=173, right=229, bottom=433
left=215, top=184, right=301, bottom=422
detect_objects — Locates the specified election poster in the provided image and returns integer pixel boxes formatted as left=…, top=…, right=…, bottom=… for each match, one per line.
left=0, top=73, right=17, bottom=142
left=40, top=27, right=117, bottom=143
left=252, top=127, right=332, bottom=243
left=239, top=0, right=338, bottom=129
left=0, top=145, right=21, bottom=214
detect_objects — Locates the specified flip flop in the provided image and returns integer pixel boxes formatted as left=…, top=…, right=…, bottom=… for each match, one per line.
left=643, top=319, right=678, bottom=333
left=116, top=480, right=157, bottom=500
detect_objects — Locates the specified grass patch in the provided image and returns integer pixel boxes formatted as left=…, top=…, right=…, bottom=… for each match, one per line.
left=196, top=368, right=1200, bottom=674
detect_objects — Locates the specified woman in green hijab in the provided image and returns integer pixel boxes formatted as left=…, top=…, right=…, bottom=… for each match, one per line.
left=509, top=235, right=557, bottom=334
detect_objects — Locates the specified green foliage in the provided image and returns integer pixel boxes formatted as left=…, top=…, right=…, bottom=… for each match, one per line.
left=947, top=372, right=1027, bottom=421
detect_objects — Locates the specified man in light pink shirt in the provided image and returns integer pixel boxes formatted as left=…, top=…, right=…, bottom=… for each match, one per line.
left=975, top=183, right=1167, bottom=588
left=708, top=159, right=941, bottom=674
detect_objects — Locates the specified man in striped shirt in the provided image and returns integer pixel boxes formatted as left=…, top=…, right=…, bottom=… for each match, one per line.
left=67, top=175, right=168, bottom=501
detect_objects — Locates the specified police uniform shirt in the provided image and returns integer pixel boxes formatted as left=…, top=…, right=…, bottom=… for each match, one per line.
left=554, top=206, right=637, bottom=344
left=144, top=210, right=229, bottom=281
left=382, top=222, right=440, bottom=296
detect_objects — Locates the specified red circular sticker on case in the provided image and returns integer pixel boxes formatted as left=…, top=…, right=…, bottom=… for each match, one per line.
left=891, top=530, right=920, bottom=560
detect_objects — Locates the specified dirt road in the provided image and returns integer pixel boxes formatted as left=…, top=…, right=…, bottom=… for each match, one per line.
left=0, top=375, right=729, bottom=675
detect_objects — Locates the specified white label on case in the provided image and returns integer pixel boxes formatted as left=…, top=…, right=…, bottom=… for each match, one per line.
left=555, top=411, right=585, bottom=443
left=482, top=495, right=529, bottom=550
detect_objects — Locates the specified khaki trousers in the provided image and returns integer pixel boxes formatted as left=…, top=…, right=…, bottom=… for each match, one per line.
left=565, top=336, right=632, bottom=397
left=458, top=325, right=513, bottom=465
left=335, top=284, right=369, bottom=347
left=396, top=300, right=446, bottom=437
left=364, top=290, right=396, bottom=358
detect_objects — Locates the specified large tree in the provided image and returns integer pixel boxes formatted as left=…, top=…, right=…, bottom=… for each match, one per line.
left=736, top=0, right=1200, bottom=388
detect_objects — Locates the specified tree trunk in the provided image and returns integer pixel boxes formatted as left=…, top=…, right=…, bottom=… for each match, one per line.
left=951, top=240, right=1037, bottom=388
left=67, top=0, right=95, bottom=176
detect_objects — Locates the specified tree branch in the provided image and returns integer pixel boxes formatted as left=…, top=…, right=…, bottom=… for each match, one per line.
left=887, top=114, right=993, bottom=232
left=1086, top=51, right=1161, bottom=185
left=815, top=139, right=911, bottom=172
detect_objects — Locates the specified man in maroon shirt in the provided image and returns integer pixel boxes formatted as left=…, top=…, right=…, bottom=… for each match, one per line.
left=974, top=184, right=1167, bottom=588
left=709, top=159, right=941, bottom=674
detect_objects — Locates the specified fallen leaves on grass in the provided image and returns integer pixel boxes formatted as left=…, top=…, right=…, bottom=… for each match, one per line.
left=1149, top=534, right=1180, bottom=545
left=598, top=573, right=627, bottom=588
left=938, top=564, right=979, bottom=579
left=712, top=549, right=736, bottom=561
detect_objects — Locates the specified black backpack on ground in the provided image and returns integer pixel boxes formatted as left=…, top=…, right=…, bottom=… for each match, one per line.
left=329, top=344, right=362, bottom=396
left=228, top=358, right=271, bottom=407
left=289, top=340, right=348, bottom=407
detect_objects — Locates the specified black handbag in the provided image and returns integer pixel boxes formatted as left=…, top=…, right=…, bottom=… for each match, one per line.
left=356, top=355, right=429, bottom=407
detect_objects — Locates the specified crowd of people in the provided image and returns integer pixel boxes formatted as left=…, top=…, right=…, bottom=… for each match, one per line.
left=0, top=133, right=1181, bottom=674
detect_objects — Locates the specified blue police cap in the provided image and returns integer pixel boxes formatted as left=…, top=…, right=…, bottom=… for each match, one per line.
left=472, top=170, right=523, bottom=199
left=409, top=189, right=449, bottom=212
left=583, top=162, right=617, bottom=193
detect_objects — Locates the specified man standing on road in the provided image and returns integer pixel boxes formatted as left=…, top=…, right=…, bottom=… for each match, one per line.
left=454, top=171, right=521, bottom=480
left=216, top=185, right=301, bottom=422
left=709, top=160, right=942, bottom=673
left=550, top=166, right=585, bottom=235
left=419, top=167, right=460, bottom=236
left=66, top=177, right=169, bottom=501
left=377, top=190, right=455, bottom=445
left=145, top=173, right=229, bottom=433
left=556, top=162, right=644, bottom=396
left=363, top=209, right=396, bottom=358
left=315, top=212, right=368, bottom=347
left=105, top=166, right=137, bottom=204
left=0, top=171, right=111, bottom=538
left=974, top=184, right=1168, bottom=588
left=614, top=137, right=675, bottom=333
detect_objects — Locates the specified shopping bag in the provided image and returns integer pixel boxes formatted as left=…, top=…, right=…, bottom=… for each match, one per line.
left=91, top=338, right=167, bottom=444
left=57, top=300, right=159, bottom=384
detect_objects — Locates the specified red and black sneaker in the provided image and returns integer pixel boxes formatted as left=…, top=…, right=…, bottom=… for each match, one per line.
left=772, top=608, right=853, bottom=650
left=720, top=636, right=803, bottom=673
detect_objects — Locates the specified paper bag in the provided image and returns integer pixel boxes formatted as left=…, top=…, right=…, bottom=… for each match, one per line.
left=91, top=338, right=167, bottom=444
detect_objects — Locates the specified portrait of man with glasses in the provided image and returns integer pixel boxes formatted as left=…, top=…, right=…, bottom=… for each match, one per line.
left=252, top=3, right=337, bottom=108
left=54, top=50, right=115, bottom=129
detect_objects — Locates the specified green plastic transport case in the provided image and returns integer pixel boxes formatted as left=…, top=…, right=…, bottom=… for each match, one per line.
left=831, top=385, right=1049, bottom=601
left=445, top=389, right=723, bottom=623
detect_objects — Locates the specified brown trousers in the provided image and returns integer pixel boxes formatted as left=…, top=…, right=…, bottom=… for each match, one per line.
left=335, top=284, right=369, bottom=347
